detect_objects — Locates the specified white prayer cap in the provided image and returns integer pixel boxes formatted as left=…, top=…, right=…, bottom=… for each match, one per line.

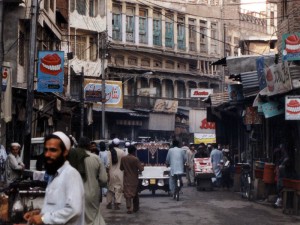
left=11, top=142, right=21, bottom=148
left=112, top=138, right=120, bottom=145
left=53, top=131, right=71, bottom=151
left=125, top=141, right=130, bottom=147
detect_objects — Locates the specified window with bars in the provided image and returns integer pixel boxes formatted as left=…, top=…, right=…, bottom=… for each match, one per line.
left=153, top=11, right=162, bottom=46
left=18, top=31, right=25, bottom=66
left=189, top=20, right=196, bottom=51
left=165, top=14, right=174, bottom=48
left=270, top=11, right=274, bottom=26
left=112, top=5, right=122, bottom=41
left=200, top=20, right=207, bottom=53
left=210, top=22, right=218, bottom=54
left=89, top=0, right=95, bottom=17
left=177, top=17, right=185, bottom=50
left=71, top=36, right=87, bottom=60
left=126, top=7, right=135, bottom=42
left=139, top=9, right=148, bottom=44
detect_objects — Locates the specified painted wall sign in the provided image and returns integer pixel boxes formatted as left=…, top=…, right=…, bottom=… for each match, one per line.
left=153, top=99, right=178, bottom=113
left=37, top=51, right=64, bottom=93
left=282, top=33, right=300, bottom=61
left=194, top=133, right=216, bottom=144
left=189, top=109, right=216, bottom=134
left=84, top=79, right=123, bottom=108
left=285, top=96, right=300, bottom=120
left=190, top=88, right=213, bottom=98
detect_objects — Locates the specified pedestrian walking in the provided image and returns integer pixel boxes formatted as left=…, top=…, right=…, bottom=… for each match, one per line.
left=210, top=143, right=223, bottom=187
left=99, top=141, right=109, bottom=196
left=4, top=142, right=24, bottom=185
left=106, top=138, right=125, bottom=210
left=165, top=140, right=186, bottom=196
left=24, top=131, right=85, bottom=225
left=120, top=145, right=144, bottom=214
left=186, top=143, right=196, bottom=186
left=70, top=137, right=107, bottom=225
left=0, top=144, right=7, bottom=182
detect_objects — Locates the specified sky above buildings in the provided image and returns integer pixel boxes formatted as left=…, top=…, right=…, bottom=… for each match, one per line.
left=240, top=0, right=266, bottom=13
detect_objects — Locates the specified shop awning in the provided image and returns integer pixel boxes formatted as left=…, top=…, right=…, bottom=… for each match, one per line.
left=240, top=71, right=260, bottom=97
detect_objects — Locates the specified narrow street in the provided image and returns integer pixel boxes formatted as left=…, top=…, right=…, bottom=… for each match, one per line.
left=101, top=180, right=300, bottom=225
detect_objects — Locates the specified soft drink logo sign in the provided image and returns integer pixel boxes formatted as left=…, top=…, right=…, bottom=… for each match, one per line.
left=200, top=118, right=215, bottom=130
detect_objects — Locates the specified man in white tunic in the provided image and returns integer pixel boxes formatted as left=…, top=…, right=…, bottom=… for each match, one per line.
left=24, top=131, right=85, bottom=225
left=5, top=142, right=24, bottom=185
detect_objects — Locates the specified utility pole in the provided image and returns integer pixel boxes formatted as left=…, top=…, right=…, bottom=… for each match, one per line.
left=80, top=67, right=84, bottom=137
left=24, top=0, right=38, bottom=168
left=101, top=31, right=107, bottom=139
left=0, top=0, right=4, bottom=143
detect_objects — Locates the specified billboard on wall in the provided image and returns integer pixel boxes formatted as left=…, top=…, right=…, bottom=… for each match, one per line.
left=189, top=109, right=215, bottom=134
left=285, top=96, right=300, bottom=120
left=84, top=79, right=123, bottom=108
left=37, top=51, right=64, bottom=93
left=190, top=88, right=213, bottom=98
left=153, top=99, right=178, bottom=113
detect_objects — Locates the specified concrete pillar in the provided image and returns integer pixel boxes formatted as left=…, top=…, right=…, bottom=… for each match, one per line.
left=207, top=20, right=211, bottom=55
left=161, top=9, right=165, bottom=48
left=174, top=80, right=178, bottom=98
left=196, top=18, right=200, bottom=53
left=185, top=16, right=189, bottom=53
left=185, top=82, right=189, bottom=98
left=161, top=80, right=166, bottom=98
left=121, top=2, right=126, bottom=43
left=135, top=4, right=139, bottom=45
left=174, top=12, right=178, bottom=51
left=148, top=7, right=153, bottom=47
left=124, top=79, right=128, bottom=95
left=107, top=0, right=113, bottom=39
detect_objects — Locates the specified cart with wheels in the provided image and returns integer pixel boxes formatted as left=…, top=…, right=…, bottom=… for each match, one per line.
left=194, top=157, right=214, bottom=191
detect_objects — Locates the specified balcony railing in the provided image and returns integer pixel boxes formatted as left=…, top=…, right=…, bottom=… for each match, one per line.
left=123, top=95, right=206, bottom=110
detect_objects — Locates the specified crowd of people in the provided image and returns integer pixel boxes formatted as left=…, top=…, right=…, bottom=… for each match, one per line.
left=0, top=132, right=144, bottom=225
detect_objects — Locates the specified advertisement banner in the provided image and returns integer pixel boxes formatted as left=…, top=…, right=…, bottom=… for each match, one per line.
left=256, top=57, right=267, bottom=90
left=189, top=109, right=215, bottom=134
left=2, top=66, right=11, bottom=92
left=282, top=33, right=300, bottom=61
left=190, top=88, right=213, bottom=98
left=153, top=99, right=178, bottom=113
left=37, top=51, right=64, bottom=92
left=84, top=79, right=123, bottom=108
left=265, top=63, right=292, bottom=96
left=285, top=96, right=300, bottom=120
left=194, top=133, right=216, bottom=144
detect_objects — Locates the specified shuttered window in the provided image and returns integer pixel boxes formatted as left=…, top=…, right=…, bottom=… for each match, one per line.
left=112, top=5, right=122, bottom=41
left=165, top=14, right=174, bottom=48
left=153, top=11, right=162, bottom=46
left=139, top=9, right=148, bottom=44
left=126, top=7, right=135, bottom=42
left=177, top=16, right=185, bottom=50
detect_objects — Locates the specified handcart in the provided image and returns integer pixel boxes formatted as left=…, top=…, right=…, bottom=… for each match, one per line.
left=194, top=157, right=214, bottom=191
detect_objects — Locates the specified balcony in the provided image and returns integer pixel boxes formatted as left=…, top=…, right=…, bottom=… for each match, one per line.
left=123, top=95, right=206, bottom=110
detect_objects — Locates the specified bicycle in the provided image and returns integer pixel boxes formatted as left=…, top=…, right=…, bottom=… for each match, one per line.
left=173, top=174, right=183, bottom=201
left=240, top=163, right=252, bottom=200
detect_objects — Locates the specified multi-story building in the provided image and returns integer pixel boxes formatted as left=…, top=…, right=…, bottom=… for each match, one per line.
left=105, top=0, right=224, bottom=141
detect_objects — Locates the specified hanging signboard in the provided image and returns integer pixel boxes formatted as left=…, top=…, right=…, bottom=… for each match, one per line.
left=285, top=96, right=300, bottom=120
left=262, top=100, right=284, bottom=118
left=282, top=33, right=300, bottom=61
left=190, top=88, right=213, bottom=98
left=265, top=63, right=292, bottom=96
left=37, top=51, right=64, bottom=93
left=244, top=106, right=262, bottom=124
left=227, top=84, right=244, bottom=101
left=84, top=79, right=123, bottom=108
left=256, top=57, right=267, bottom=90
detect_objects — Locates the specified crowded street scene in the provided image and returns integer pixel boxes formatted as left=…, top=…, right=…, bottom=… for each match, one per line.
left=1, top=0, right=300, bottom=225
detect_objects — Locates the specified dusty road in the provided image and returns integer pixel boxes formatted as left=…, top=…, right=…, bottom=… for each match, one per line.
left=100, top=183, right=300, bottom=225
